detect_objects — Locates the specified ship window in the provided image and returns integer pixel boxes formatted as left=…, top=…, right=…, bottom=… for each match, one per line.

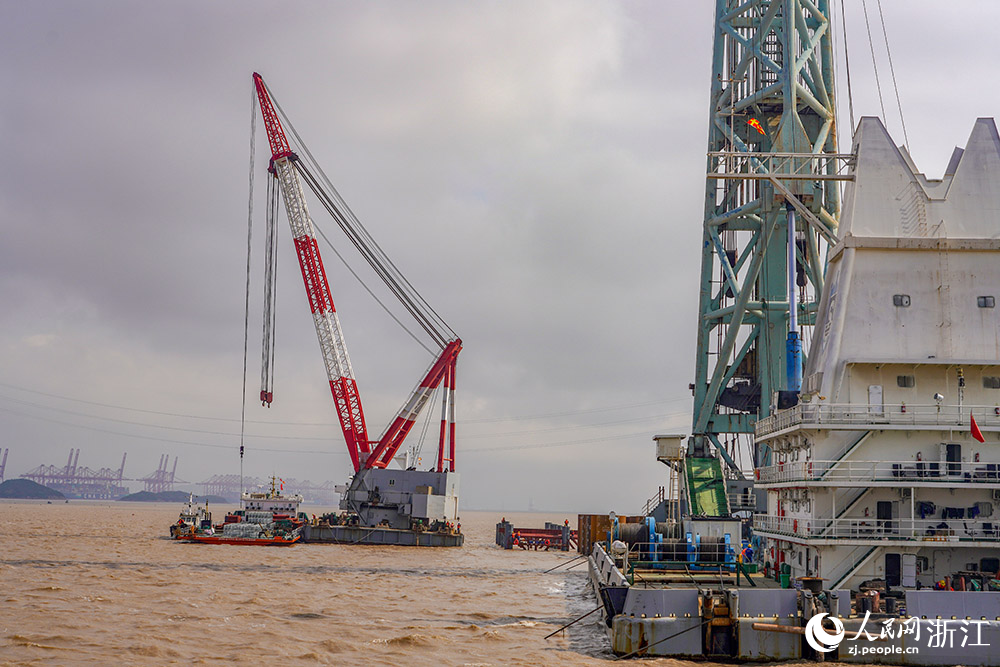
left=893, top=294, right=911, bottom=307
left=897, top=375, right=915, bottom=388
left=978, top=296, right=996, bottom=308
left=389, top=479, right=395, bottom=486
left=984, top=377, right=1000, bottom=389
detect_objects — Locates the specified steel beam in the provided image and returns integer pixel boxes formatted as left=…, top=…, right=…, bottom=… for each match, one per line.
left=691, top=0, right=842, bottom=471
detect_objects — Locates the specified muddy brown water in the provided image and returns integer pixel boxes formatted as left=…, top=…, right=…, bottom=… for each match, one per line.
left=0, top=501, right=708, bottom=665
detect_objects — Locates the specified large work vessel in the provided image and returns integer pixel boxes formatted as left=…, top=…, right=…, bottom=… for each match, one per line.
left=247, top=74, right=463, bottom=546
left=587, top=2, right=1000, bottom=663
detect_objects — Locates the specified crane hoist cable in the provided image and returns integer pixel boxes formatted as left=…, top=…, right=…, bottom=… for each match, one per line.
left=295, top=163, right=446, bottom=349
left=240, top=84, right=257, bottom=462
left=310, top=215, right=433, bottom=355
left=413, top=383, right=441, bottom=463
left=260, top=174, right=279, bottom=406
left=875, top=0, right=909, bottom=149
left=293, top=157, right=449, bottom=348
left=272, top=93, right=456, bottom=340
left=271, top=95, right=456, bottom=344
left=860, top=0, right=887, bottom=124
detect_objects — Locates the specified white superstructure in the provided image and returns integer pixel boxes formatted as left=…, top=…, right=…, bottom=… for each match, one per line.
left=754, top=117, right=1000, bottom=590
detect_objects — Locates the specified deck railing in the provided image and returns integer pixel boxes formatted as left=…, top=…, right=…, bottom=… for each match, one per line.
left=754, top=513, right=1000, bottom=541
left=755, top=403, right=1000, bottom=438
left=755, top=459, right=1000, bottom=485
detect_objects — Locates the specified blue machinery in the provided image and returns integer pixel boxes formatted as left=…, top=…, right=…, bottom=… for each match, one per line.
left=608, top=516, right=738, bottom=571
left=689, top=0, right=852, bottom=473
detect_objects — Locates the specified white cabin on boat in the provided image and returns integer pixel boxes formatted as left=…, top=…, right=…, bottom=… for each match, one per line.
left=754, top=117, right=1000, bottom=590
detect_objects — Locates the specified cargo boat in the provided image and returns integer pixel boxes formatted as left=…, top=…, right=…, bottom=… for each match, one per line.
left=177, top=530, right=301, bottom=546
left=173, top=477, right=306, bottom=546
left=169, top=493, right=212, bottom=538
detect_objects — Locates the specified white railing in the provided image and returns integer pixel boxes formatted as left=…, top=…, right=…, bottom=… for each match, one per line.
left=754, top=514, right=1000, bottom=541
left=756, top=459, right=1000, bottom=484
left=640, top=486, right=665, bottom=516
left=729, top=492, right=757, bottom=509
left=756, top=403, right=1000, bottom=438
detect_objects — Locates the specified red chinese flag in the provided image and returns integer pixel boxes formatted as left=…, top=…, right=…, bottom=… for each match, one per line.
left=972, top=414, right=986, bottom=443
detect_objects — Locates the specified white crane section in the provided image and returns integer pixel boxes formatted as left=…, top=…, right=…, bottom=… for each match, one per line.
left=273, top=157, right=356, bottom=382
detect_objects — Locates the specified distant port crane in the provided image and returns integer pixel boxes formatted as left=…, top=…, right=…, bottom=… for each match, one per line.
left=251, top=73, right=462, bottom=476
left=21, top=448, right=130, bottom=499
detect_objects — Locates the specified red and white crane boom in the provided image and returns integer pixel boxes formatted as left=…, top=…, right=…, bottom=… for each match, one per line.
left=251, top=73, right=460, bottom=474
left=253, top=73, right=371, bottom=472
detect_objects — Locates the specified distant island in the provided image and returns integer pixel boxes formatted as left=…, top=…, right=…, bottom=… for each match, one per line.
left=119, top=491, right=229, bottom=504
left=0, top=478, right=66, bottom=500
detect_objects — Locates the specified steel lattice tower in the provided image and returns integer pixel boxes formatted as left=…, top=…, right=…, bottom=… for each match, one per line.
left=690, top=0, right=852, bottom=473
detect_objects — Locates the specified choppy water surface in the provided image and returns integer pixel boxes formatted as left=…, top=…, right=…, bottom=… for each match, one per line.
left=0, top=501, right=694, bottom=666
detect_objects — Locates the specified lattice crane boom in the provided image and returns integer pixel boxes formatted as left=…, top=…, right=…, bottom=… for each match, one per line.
left=690, top=1, right=850, bottom=473
left=253, top=73, right=371, bottom=472
left=366, top=339, right=461, bottom=469
left=251, top=73, right=460, bottom=475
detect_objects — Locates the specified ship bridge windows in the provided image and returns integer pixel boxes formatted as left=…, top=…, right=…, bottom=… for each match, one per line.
left=978, top=296, right=995, bottom=308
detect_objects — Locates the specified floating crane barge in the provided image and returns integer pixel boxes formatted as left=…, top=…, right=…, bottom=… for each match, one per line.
left=250, top=74, right=463, bottom=547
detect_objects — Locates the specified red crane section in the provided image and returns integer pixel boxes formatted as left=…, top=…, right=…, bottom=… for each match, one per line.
left=252, top=73, right=371, bottom=472
left=365, top=339, right=462, bottom=469
left=252, top=73, right=293, bottom=163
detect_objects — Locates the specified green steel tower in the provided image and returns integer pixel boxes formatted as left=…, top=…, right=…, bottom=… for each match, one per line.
left=690, top=0, right=852, bottom=477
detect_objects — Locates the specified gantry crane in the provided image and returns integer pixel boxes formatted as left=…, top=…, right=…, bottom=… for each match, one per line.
left=251, top=74, right=462, bottom=530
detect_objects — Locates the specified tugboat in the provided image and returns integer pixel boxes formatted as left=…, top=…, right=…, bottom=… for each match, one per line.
left=169, top=493, right=212, bottom=539
left=176, top=477, right=306, bottom=546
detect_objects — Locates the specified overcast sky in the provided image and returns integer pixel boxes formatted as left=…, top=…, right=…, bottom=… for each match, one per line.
left=2, top=1, right=998, bottom=512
